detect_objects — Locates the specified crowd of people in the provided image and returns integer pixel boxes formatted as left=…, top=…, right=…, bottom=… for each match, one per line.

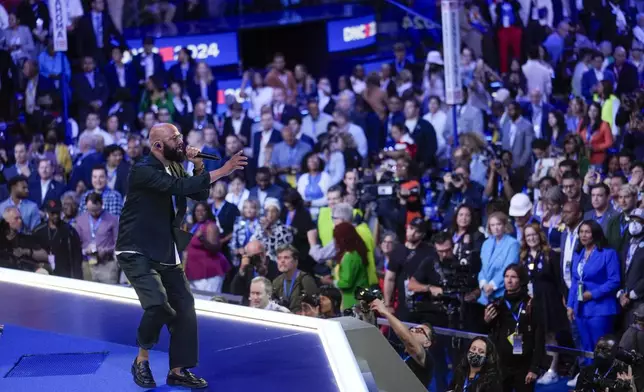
left=2, top=0, right=644, bottom=391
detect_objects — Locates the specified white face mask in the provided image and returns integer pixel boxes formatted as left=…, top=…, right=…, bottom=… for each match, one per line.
left=629, top=221, right=643, bottom=236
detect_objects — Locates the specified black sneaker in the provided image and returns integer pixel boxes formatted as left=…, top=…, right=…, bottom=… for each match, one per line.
left=131, top=358, right=156, bottom=389
left=166, top=368, right=208, bottom=389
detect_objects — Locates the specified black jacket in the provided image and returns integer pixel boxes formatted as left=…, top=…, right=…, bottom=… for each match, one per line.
left=487, top=292, right=545, bottom=374
left=116, top=154, right=210, bottom=264
left=32, top=222, right=83, bottom=279
left=621, top=240, right=644, bottom=301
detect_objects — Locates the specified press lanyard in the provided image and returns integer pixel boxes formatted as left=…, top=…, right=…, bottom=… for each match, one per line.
left=464, top=374, right=479, bottom=392
left=244, top=219, right=255, bottom=241
left=283, top=271, right=299, bottom=299
left=212, top=202, right=224, bottom=217
left=620, top=217, right=628, bottom=237
left=505, top=300, right=524, bottom=332
left=47, top=227, right=58, bottom=245
left=190, top=223, right=202, bottom=234
left=89, top=216, right=102, bottom=239
left=547, top=215, right=560, bottom=240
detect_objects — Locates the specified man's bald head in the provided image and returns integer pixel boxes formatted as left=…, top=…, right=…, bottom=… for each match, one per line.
left=614, top=46, right=627, bottom=65
left=149, top=123, right=185, bottom=163
left=245, top=240, right=265, bottom=256
left=562, top=201, right=582, bottom=227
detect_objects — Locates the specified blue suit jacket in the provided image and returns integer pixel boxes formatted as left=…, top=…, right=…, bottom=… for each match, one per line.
left=68, top=151, right=105, bottom=190
left=520, top=102, right=553, bottom=141
left=187, top=79, right=218, bottom=108
left=248, top=184, right=284, bottom=204
left=168, top=63, right=195, bottom=86
left=477, top=234, right=520, bottom=305
left=581, top=69, right=616, bottom=103
left=251, top=129, right=282, bottom=169
left=28, top=179, right=66, bottom=208
left=567, top=247, right=620, bottom=317
left=103, top=62, right=138, bottom=101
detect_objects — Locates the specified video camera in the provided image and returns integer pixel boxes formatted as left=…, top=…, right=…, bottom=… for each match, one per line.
left=616, top=347, right=643, bottom=367
left=343, top=286, right=383, bottom=326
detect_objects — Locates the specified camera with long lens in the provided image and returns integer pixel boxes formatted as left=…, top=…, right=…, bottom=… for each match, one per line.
left=615, top=348, right=643, bottom=366
left=301, top=293, right=320, bottom=308
left=588, top=374, right=632, bottom=392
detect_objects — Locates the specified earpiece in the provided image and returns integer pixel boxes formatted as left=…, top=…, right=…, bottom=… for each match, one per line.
left=154, top=142, right=161, bottom=149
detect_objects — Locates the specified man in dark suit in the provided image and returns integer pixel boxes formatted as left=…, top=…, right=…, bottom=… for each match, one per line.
left=501, top=102, right=535, bottom=179
left=560, top=201, right=583, bottom=301
left=271, top=88, right=299, bottom=126
left=75, top=0, right=125, bottom=65
left=0, top=49, right=17, bottom=120
left=521, top=89, right=553, bottom=141
left=21, top=60, right=58, bottom=131
left=28, top=159, right=65, bottom=208
left=72, top=56, right=109, bottom=123
left=606, top=47, right=640, bottom=97
left=69, top=133, right=105, bottom=191
left=116, top=123, right=247, bottom=389
left=619, top=208, right=644, bottom=326
left=252, top=111, right=282, bottom=172
left=223, top=102, right=253, bottom=147
left=168, top=47, right=195, bottom=86
left=581, top=52, right=616, bottom=102
left=4, top=142, right=36, bottom=181
left=390, top=42, right=416, bottom=80
left=248, top=167, right=283, bottom=209
left=403, top=98, right=437, bottom=170
left=133, top=36, right=166, bottom=87
left=104, top=47, right=138, bottom=105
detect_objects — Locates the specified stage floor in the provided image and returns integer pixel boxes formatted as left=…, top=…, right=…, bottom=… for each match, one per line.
left=0, top=280, right=342, bottom=392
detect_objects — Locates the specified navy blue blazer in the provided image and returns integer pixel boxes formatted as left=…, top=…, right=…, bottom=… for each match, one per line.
left=69, top=151, right=105, bottom=190
left=103, top=62, right=138, bottom=101
left=606, top=62, right=640, bottom=97
left=248, top=184, right=284, bottom=204
left=581, top=69, right=616, bottom=103
left=251, top=129, right=282, bottom=169
left=222, top=116, right=254, bottom=147
left=520, top=102, right=553, bottom=141
left=133, top=53, right=166, bottom=84
left=272, top=104, right=299, bottom=125
left=567, top=247, right=620, bottom=317
left=111, top=163, right=131, bottom=197
left=3, top=164, right=37, bottom=182
left=187, top=79, right=218, bottom=107
left=71, top=71, right=109, bottom=113
left=28, top=179, right=66, bottom=208
left=168, top=63, right=195, bottom=86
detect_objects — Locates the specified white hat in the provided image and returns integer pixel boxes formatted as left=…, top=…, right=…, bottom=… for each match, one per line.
left=509, top=193, right=533, bottom=217
left=493, top=88, right=511, bottom=103
left=426, top=51, right=443, bottom=65
left=264, top=197, right=281, bottom=213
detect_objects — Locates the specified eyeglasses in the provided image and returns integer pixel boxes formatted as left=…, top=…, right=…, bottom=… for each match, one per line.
left=409, top=327, right=431, bottom=340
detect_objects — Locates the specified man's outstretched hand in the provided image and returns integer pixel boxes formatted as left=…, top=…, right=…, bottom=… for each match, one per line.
left=221, top=151, right=248, bottom=176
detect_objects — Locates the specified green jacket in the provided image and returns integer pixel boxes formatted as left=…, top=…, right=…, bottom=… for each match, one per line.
left=335, top=250, right=369, bottom=310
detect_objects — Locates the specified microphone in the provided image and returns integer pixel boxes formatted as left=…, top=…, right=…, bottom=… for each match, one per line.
left=195, top=151, right=221, bottom=160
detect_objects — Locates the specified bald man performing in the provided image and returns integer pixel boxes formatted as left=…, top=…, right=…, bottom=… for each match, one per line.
left=116, top=123, right=246, bottom=389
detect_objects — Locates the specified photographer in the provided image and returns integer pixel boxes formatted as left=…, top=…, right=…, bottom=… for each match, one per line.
left=230, top=240, right=269, bottom=304
left=408, top=231, right=482, bottom=391
left=437, top=164, right=484, bottom=224
left=300, top=285, right=343, bottom=319
left=619, top=303, right=644, bottom=391
left=271, top=245, right=318, bottom=313
left=485, top=264, right=545, bottom=392
left=484, top=150, right=520, bottom=201
left=576, top=335, right=636, bottom=392
left=370, top=298, right=435, bottom=389
left=619, top=208, right=644, bottom=328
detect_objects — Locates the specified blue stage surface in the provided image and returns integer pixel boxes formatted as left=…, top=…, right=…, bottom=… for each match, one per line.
left=0, top=270, right=366, bottom=392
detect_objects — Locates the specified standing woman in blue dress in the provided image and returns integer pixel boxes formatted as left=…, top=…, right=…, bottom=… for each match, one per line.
left=540, top=186, right=565, bottom=252
left=566, top=220, right=621, bottom=362
left=478, top=212, right=520, bottom=306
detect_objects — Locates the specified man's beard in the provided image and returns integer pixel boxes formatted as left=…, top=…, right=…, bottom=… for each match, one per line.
left=162, top=142, right=185, bottom=162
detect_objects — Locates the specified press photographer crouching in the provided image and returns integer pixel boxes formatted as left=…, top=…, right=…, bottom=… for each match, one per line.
left=300, top=285, right=343, bottom=319
left=407, top=231, right=482, bottom=390
left=271, top=245, right=318, bottom=313
left=370, top=298, right=435, bottom=389
left=619, top=303, right=644, bottom=391
left=575, top=335, right=639, bottom=392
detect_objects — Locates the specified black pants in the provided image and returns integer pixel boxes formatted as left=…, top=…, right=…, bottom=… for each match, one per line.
left=118, top=252, right=198, bottom=369
left=502, top=364, right=535, bottom=392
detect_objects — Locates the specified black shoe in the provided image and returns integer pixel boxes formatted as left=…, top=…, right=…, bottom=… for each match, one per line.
left=166, top=368, right=208, bottom=389
left=131, top=358, right=156, bottom=389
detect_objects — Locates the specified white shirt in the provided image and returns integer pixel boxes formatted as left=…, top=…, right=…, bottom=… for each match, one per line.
left=40, top=179, right=51, bottom=203
left=531, top=105, right=543, bottom=138
left=257, top=130, right=273, bottom=168
left=404, top=118, right=418, bottom=134
left=225, top=189, right=249, bottom=211
left=594, top=69, right=604, bottom=82
left=522, top=60, right=552, bottom=99
left=563, top=223, right=581, bottom=288
left=347, top=124, right=368, bottom=158
left=82, top=127, right=115, bottom=146
left=143, top=54, right=154, bottom=79
left=423, top=110, right=447, bottom=154
left=247, top=86, right=274, bottom=119
left=231, top=117, right=243, bottom=135
left=509, top=121, right=518, bottom=147
left=115, top=65, right=126, bottom=87
left=318, top=93, right=331, bottom=112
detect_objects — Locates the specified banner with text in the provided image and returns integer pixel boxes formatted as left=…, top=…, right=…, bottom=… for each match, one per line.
left=327, top=15, right=377, bottom=53
left=124, top=32, right=239, bottom=67
left=49, top=0, right=68, bottom=51
left=441, top=0, right=462, bottom=105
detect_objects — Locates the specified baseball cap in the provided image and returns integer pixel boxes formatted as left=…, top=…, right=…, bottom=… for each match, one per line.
left=509, top=193, right=533, bottom=217
left=44, top=199, right=62, bottom=213
left=409, top=217, right=427, bottom=232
